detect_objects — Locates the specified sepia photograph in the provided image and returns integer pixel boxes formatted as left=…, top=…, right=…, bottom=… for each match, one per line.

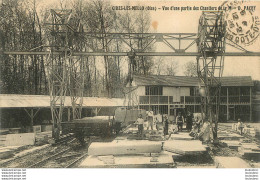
left=0, top=0, right=259, bottom=176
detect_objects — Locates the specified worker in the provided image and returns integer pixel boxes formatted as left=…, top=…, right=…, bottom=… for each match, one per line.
left=163, top=115, right=169, bottom=136
left=189, top=116, right=202, bottom=137
left=53, top=124, right=60, bottom=141
left=237, top=118, right=244, bottom=135
left=135, top=114, right=144, bottom=138
left=186, top=111, right=193, bottom=132
left=147, top=110, right=154, bottom=131
left=195, top=116, right=202, bottom=133
left=176, top=112, right=184, bottom=132
left=154, top=113, right=161, bottom=131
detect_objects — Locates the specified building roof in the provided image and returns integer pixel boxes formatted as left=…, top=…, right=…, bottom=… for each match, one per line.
left=132, top=75, right=254, bottom=87
left=0, top=94, right=126, bottom=108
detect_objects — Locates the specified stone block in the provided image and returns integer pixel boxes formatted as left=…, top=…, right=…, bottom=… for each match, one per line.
left=215, top=156, right=251, bottom=168
left=88, top=140, right=162, bottom=156
left=4, top=133, right=35, bottom=146
left=164, top=140, right=207, bottom=155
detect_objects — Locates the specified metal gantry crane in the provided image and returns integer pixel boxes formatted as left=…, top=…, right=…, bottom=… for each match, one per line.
left=2, top=9, right=259, bottom=140
left=44, top=9, right=85, bottom=138
left=197, top=11, right=226, bottom=141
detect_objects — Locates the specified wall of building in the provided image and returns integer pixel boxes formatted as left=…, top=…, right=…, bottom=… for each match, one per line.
left=133, top=85, right=253, bottom=122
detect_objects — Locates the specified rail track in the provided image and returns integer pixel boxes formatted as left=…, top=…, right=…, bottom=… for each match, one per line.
left=0, top=133, right=89, bottom=168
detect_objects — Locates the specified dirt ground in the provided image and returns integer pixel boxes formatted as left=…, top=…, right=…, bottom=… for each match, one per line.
left=1, top=122, right=259, bottom=168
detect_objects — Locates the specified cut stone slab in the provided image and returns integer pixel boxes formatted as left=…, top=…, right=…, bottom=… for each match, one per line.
left=4, top=133, right=35, bottom=146
left=238, top=143, right=260, bottom=161
left=241, top=150, right=260, bottom=161
left=222, top=140, right=241, bottom=150
left=0, top=135, right=7, bottom=146
left=0, top=130, right=9, bottom=135
left=88, top=140, right=162, bottom=156
left=79, top=152, right=174, bottom=168
left=239, top=143, right=260, bottom=154
left=243, top=128, right=256, bottom=137
left=169, top=133, right=194, bottom=141
left=149, top=134, right=164, bottom=141
left=33, top=125, right=41, bottom=133
left=218, top=133, right=243, bottom=140
left=240, top=143, right=260, bottom=150
left=97, top=155, right=115, bottom=164
left=178, top=165, right=216, bottom=168
left=164, top=140, right=207, bottom=155
left=252, top=163, right=260, bottom=168
left=8, top=128, right=21, bottom=134
left=161, top=150, right=182, bottom=160
left=114, top=136, right=127, bottom=140
left=215, top=156, right=251, bottom=168
left=41, top=125, right=52, bottom=132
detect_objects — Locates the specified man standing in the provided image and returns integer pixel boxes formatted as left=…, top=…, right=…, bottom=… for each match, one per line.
left=147, top=110, right=154, bottom=131
left=186, top=111, right=193, bottom=132
left=163, top=115, right=169, bottom=136
left=176, top=112, right=184, bottom=132
left=135, top=114, right=144, bottom=138
left=237, top=118, right=244, bottom=135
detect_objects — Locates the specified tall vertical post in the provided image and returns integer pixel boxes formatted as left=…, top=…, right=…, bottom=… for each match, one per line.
left=197, top=11, right=226, bottom=141
left=250, top=87, right=252, bottom=122
left=44, top=9, right=84, bottom=139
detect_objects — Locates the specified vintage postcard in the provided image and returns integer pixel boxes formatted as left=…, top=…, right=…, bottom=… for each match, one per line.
left=0, top=0, right=259, bottom=177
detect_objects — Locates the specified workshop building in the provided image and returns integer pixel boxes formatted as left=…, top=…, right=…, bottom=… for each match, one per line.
left=126, top=75, right=254, bottom=122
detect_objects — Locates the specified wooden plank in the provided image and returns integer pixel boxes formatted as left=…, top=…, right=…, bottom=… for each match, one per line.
left=88, top=140, right=162, bottom=156
left=215, top=156, right=251, bottom=168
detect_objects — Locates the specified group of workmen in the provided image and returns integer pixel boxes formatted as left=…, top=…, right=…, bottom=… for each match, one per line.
left=135, top=110, right=201, bottom=138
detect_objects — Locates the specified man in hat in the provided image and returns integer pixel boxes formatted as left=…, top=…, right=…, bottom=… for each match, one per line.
left=186, top=111, right=193, bottom=132
left=176, top=112, right=184, bottom=132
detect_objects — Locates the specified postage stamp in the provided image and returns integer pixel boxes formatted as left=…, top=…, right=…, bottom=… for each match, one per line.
left=223, top=1, right=260, bottom=46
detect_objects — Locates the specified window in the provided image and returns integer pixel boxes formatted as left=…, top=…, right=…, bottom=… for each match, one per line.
left=145, top=86, right=163, bottom=95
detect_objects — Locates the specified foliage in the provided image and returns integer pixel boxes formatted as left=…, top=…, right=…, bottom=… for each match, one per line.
left=0, top=0, right=155, bottom=97
left=184, top=60, right=197, bottom=77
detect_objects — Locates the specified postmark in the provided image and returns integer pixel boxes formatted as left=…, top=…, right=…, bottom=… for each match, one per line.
left=223, top=1, right=260, bottom=46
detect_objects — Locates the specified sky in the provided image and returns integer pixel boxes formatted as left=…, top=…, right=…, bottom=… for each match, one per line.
left=21, top=0, right=260, bottom=80
left=126, top=1, right=260, bottom=80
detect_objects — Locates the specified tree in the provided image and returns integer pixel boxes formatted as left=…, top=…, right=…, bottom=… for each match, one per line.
left=184, top=61, right=197, bottom=77
left=0, top=0, right=46, bottom=94
left=152, top=57, right=178, bottom=76
left=166, top=63, right=178, bottom=76
left=116, top=6, right=154, bottom=76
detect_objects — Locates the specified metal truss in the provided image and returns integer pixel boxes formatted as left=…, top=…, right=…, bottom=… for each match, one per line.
left=197, top=11, right=226, bottom=141
left=3, top=31, right=260, bottom=56
left=44, top=9, right=85, bottom=139
left=1, top=9, right=259, bottom=141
